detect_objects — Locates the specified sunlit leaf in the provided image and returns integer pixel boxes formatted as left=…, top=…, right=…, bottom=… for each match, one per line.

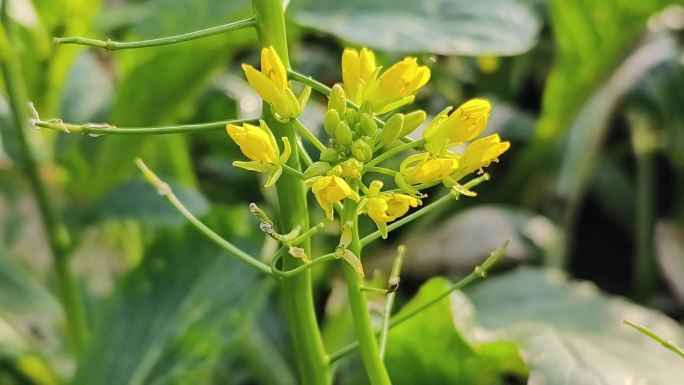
left=290, top=0, right=541, bottom=55
left=467, top=267, right=684, bottom=384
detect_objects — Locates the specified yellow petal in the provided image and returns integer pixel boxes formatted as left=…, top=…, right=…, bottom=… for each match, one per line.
left=242, top=63, right=282, bottom=105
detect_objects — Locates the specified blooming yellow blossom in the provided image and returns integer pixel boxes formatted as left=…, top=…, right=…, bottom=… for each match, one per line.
left=341, top=47, right=430, bottom=114
left=226, top=120, right=291, bottom=187
left=423, top=99, right=491, bottom=155
left=452, top=134, right=510, bottom=180
left=398, top=152, right=458, bottom=185
left=342, top=47, right=377, bottom=104
left=311, top=175, right=360, bottom=220
left=359, top=181, right=421, bottom=238
left=242, top=47, right=310, bottom=121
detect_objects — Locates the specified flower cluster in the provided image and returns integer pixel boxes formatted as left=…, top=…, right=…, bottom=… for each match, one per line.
left=227, top=46, right=510, bottom=239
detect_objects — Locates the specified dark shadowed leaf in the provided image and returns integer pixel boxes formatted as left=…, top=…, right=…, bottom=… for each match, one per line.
left=71, top=206, right=270, bottom=385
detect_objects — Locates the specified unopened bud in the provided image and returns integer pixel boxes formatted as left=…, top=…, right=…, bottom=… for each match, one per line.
left=335, top=121, right=353, bottom=147
left=328, top=84, right=347, bottom=115
left=303, top=161, right=331, bottom=179
left=380, top=113, right=404, bottom=147
left=320, top=148, right=339, bottom=162
left=351, top=139, right=373, bottom=162
left=360, top=113, right=377, bottom=137
left=323, top=109, right=341, bottom=137
left=338, top=158, right=363, bottom=178
left=400, top=110, right=427, bottom=137
left=344, top=109, right=358, bottom=128
left=361, top=135, right=375, bottom=147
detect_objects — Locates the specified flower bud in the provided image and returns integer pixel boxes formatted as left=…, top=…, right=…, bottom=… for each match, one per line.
left=320, top=148, right=339, bottom=162
left=344, top=109, right=358, bottom=128
left=339, top=158, right=363, bottom=178
left=361, top=135, right=375, bottom=147
left=303, top=161, right=331, bottom=179
left=328, top=84, right=347, bottom=115
left=351, top=139, right=373, bottom=162
left=359, top=113, right=377, bottom=137
left=335, top=121, right=353, bottom=147
left=323, top=109, right=341, bottom=137
left=380, top=113, right=404, bottom=147
left=400, top=110, right=427, bottom=137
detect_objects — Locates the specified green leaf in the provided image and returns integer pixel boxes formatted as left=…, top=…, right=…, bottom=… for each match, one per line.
left=71, top=207, right=270, bottom=385
left=0, top=250, right=60, bottom=317
left=289, top=0, right=541, bottom=55
left=93, top=179, right=209, bottom=225
left=385, top=277, right=526, bottom=385
left=467, top=267, right=684, bottom=384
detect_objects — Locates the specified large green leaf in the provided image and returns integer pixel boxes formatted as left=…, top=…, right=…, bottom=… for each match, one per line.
left=385, top=277, right=526, bottom=385
left=71, top=207, right=270, bottom=385
left=467, top=267, right=684, bottom=384
left=289, top=0, right=541, bottom=55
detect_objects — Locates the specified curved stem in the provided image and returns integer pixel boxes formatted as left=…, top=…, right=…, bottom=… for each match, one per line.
left=360, top=173, right=490, bottom=247
left=53, top=17, right=256, bottom=51
left=271, top=252, right=337, bottom=278
left=33, top=118, right=255, bottom=135
left=253, top=1, right=330, bottom=384
left=341, top=201, right=393, bottom=385
left=1, top=17, right=88, bottom=354
left=328, top=241, right=508, bottom=363
left=135, top=159, right=273, bottom=276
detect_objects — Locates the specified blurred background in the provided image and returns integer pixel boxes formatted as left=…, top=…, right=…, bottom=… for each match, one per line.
left=2, top=0, right=684, bottom=384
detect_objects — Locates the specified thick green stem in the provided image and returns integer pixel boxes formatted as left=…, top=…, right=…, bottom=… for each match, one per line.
left=252, top=1, right=330, bottom=384
left=1, top=17, right=87, bottom=354
left=341, top=201, right=393, bottom=385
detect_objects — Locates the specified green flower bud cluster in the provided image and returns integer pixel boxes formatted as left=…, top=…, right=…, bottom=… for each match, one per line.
left=319, top=84, right=426, bottom=166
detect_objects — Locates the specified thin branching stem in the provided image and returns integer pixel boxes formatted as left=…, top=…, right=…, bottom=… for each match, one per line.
left=624, top=320, right=684, bottom=360
left=33, top=118, right=255, bottom=135
left=328, top=241, right=508, bottom=363
left=53, top=17, right=256, bottom=51
left=271, top=252, right=337, bottom=278
left=365, top=139, right=425, bottom=169
left=379, top=246, right=405, bottom=358
left=135, top=159, right=273, bottom=276
left=293, top=119, right=326, bottom=152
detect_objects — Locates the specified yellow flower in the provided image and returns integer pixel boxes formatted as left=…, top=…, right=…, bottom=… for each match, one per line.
left=423, top=99, right=491, bottom=155
left=242, top=47, right=310, bottom=121
left=359, top=181, right=421, bottom=238
left=342, top=47, right=377, bottom=105
left=226, top=120, right=291, bottom=187
left=398, top=152, right=458, bottom=185
left=311, top=175, right=360, bottom=220
left=452, top=134, right=510, bottom=179
left=341, top=47, right=430, bottom=114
